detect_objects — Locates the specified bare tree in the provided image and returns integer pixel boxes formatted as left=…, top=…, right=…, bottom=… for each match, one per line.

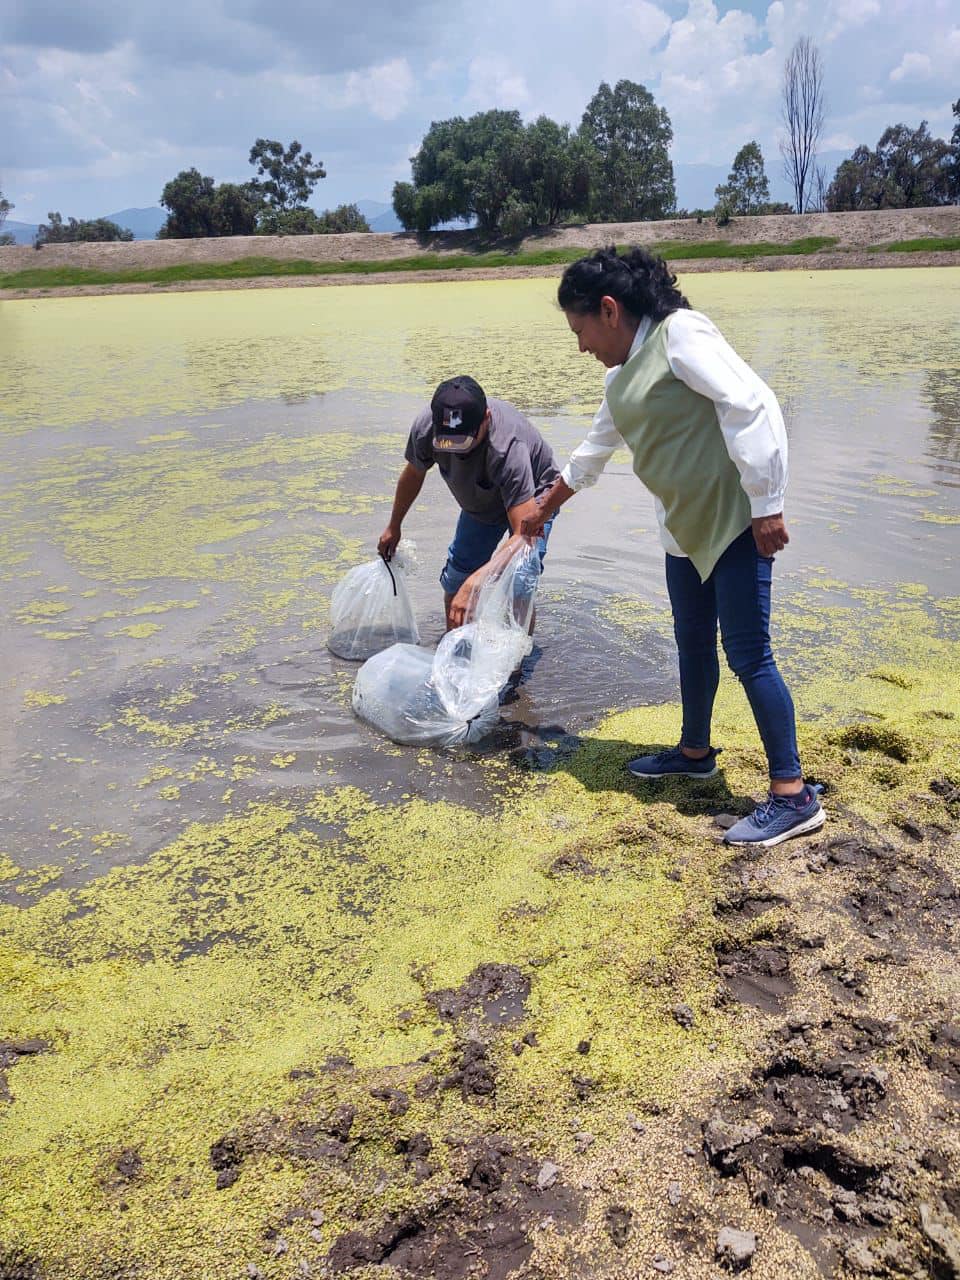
left=780, top=36, right=825, bottom=213
left=812, top=162, right=828, bottom=213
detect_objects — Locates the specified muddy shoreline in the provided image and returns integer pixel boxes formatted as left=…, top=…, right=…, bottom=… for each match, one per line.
left=270, top=802, right=960, bottom=1280
left=4, top=706, right=957, bottom=1280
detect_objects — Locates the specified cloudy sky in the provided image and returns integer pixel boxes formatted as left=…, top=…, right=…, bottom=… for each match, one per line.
left=1, top=0, right=958, bottom=223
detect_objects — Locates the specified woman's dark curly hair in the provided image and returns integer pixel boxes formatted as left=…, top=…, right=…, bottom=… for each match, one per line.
left=557, top=246, right=689, bottom=322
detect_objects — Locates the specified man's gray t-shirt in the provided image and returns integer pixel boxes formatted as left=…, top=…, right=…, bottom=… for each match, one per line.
left=404, top=398, right=559, bottom=526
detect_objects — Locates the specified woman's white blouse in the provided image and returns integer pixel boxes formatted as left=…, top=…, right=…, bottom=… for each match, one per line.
left=560, top=309, right=789, bottom=557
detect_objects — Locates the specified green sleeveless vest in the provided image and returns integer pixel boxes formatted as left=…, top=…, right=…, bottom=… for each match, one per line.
left=605, top=314, right=751, bottom=581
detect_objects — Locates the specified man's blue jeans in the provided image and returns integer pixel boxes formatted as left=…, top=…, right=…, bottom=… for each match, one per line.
left=440, top=510, right=555, bottom=596
left=664, top=526, right=801, bottom=780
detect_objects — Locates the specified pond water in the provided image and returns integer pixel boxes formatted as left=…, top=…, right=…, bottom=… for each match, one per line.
left=1, top=269, right=959, bottom=887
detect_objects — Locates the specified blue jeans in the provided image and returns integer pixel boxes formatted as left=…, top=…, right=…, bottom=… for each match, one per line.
left=440, top=510, right=555, bottom=596
left=665, top=526, right=801, bottom=780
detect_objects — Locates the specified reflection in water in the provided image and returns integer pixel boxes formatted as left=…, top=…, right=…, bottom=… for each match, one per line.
left=923, top=367, right=960, bottom=472
left=0, top=270, right=959, bottom=883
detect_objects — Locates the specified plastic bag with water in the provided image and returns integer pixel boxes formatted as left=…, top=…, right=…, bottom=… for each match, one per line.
left=327, top=548, right=419, bottom=661
left=351, top=643, right=501, bottom=748
left=351, top=540, right=540, bottom=748
left=431, top=540, right=539, bottom=721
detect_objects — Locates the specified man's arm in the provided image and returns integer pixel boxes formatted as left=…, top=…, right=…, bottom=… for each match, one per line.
left=378, top=462, right=426, bottom=561
left=447, top=496, right=540, bottom=629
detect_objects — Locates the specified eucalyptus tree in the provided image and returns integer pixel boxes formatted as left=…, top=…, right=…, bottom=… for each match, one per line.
left=579, top=79, right=675, bottom=221
left=715, top=142, right=771, bottom=215
left=248, top=139, right=326, bottom=211
left=825, top=122, right=953, bottom=210
left=159, top=169, right=263, bottom=238
left=392, top=109, right=593, bottom=234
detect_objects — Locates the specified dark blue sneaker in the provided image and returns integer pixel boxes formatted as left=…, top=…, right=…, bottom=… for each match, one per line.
left=724, top=784, right=825, bottom=847
left=627, top=745, right=722, bottom=779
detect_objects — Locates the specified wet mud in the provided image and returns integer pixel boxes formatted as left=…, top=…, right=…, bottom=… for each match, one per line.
left=688, top=819, right=960, bottom=1279
left=296, top=811, right=960, bottom=1280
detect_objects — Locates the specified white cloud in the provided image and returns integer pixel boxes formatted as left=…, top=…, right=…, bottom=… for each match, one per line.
left=48, top=104, right=112, bottom=155
left=820, top=131, right=857, bottom=150
left=622, top=0, right=672, bottom=46
left=825, top=0, right=880, bottom=41
left=662, top=0, right=761, bottom=69
left=764, top=1, right=786, bottom=44
left=74, top=77, right=120, bottom=113
left=344, top=57, right=414, bottom=121
left=890, top=51, right=933, bottom=83
left=466, top=55, right=530, bottom=111
left=656, top=0, right=780, bottom=161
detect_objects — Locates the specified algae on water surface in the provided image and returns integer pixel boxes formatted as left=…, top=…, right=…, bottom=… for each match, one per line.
left=4, top=268, right=959, bottom=432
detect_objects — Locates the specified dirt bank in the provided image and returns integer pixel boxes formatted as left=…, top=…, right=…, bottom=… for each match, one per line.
left=1, top=207, right=958, bottom=301
left=3, top=250, right=959, bottom=302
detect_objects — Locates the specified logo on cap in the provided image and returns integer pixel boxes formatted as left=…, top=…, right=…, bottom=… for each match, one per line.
left=430, top=376, right=487, bottom=455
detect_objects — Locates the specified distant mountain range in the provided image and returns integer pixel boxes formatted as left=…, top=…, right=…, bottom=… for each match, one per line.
left=1, top=155, right=853, bottom=247
left=2, top=221, right=39, bottom=245
left=2, top=201, right=401, bottom=244
left=354, top=200, right=404, bottom=232
left=2, top=206, right=167, bottom=245
left=108, top=206, right=169, bottom=238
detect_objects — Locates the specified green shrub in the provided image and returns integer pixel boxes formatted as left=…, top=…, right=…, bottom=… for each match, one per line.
left=499, top=198, right=533, bottom=239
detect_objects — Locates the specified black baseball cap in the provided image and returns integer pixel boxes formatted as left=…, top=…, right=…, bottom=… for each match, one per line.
left=431, top=376, right=488, bottom=454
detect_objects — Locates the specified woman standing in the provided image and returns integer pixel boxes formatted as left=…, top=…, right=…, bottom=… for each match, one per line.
left=524, top=247, right=824, bottom=848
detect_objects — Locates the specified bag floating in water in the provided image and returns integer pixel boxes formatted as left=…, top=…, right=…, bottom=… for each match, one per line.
left=352, top=540, right=540, bottom=748
left=352, top=643, right=500, bottom=747
left=327, top=547, right=419, bottom=661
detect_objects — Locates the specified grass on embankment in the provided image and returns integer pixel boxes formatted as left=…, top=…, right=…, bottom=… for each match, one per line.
left=867, top=235, right=960, bottom=254
left=0, top=237, right=844, bottom=291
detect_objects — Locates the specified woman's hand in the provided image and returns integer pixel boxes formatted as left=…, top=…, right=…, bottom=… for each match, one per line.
left=519, top=496, right=552, bottom=538
left=752, top=514, right=789, bottom=557
left=519, top=510, right=545, bottom=538
left=521, top=478, right=575, bottom=537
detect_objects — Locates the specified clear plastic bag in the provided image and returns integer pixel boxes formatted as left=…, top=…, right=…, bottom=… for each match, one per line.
left=327, top=549, right=419, bottom=661
left=431, top=541, right=540, bottom=721
left=351, top=643, right=500, bottom=748
left=351, top=540, right=541, bottom=748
